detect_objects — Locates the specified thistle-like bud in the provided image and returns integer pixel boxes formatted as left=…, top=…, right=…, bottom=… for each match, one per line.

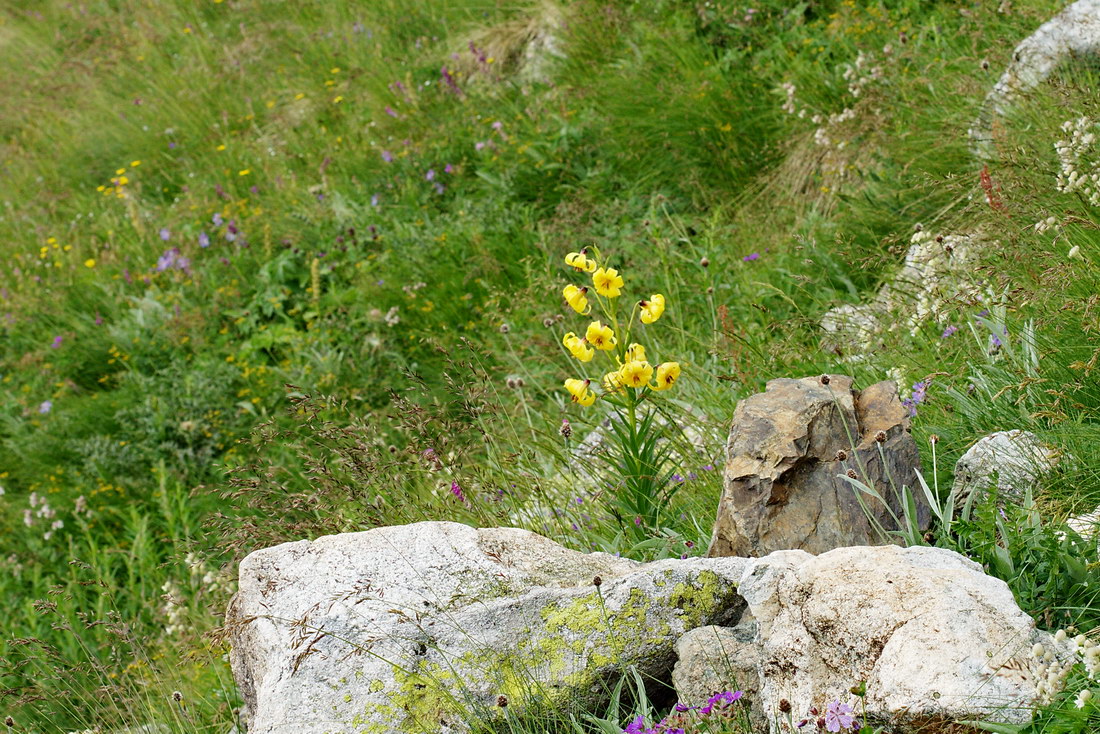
left=820, top=374, right=830, bottom=385
left=874, top=430, right=887, bottom=443
left=497, top=695, right=509, bottom=708
left=593, top=575, right=602, bottom=587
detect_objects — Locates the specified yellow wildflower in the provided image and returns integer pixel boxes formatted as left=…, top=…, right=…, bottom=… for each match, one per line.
left=625, top=343, right=646, bottom=363
left=619, top=360, right=654, bottom=388
left=593, top=267, right=624, bottom=298
left=653, top=362, right=682, bottom=391
left=585, top=321, right=617, bottom=351
left=563, top=284, right=590, bottom=314
left=640, top=294, right=666, bottom=324
left=84, top=259, right=96, bottom=268
left=562, top=332, right=594, bottom=362
left=565, top=251, right=597, bottom=273
left=602, top=369, right=624, bottom=393
left=564, top=378, right=596, bottom=406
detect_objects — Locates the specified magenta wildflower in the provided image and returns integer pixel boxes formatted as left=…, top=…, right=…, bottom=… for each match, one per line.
left=381, top=150, right=393, bottom=163
left=199, top=231, right=210, bottom=248
left=159, top=228, right=171, bottom=241
left=50, top=335, right=62, bottom=349
left=450, top=481, right=466, bottom=502
left=743, top=252, right=760, bottom=261
left=444, top=163, right=454, bottom=174
left=385, top=106, right=398, bottom=118
left=941, top=325, right=958, bottom=338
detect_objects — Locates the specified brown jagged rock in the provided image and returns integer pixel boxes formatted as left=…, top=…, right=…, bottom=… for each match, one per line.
left=708, top=375, right=929, bottom=557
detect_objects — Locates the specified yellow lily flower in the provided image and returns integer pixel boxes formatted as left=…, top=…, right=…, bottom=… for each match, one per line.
left=619, top=360, right=654, bottom=388
left=563, top=284, right=590, bottom=314
left=602, top=369, right=624, bottom=393
left=640, top=294, right=665, bottom=324
left=585, top=321, right=617, bottom=351
left=652, top=361, right=681, bottom=391
left=564, top=378, right=596, bottom=406
left=565, top=251, right=597, bottom=273
left=625, top=343, right=646, bottom=363
left=592, top=267, right=624, bottom=298
left=562, top=332, right=594, bottom=362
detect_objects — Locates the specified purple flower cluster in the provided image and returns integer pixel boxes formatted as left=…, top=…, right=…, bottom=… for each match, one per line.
left=900, top=380, right=928, bottom=418
left=154, top=248, right=190, bottom=273
left=621, top=691, right=743, bottom=734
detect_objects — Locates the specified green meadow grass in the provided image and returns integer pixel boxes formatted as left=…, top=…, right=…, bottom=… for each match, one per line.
left=0, top=0, right=1098, bottom=731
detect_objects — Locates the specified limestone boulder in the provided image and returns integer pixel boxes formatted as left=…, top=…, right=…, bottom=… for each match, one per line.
left=708, top=375, right=929, bottom=557
left=971, top=0, right=1100, bottom=159
left=953, top=430, right=1061, bottom=512
left=737, top=544, right=1060, bottom=732
left=227, top=521, right=747, bottom=734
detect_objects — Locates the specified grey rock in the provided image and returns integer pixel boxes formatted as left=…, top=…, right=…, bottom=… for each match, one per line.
left=672, top=619, right=764, bottom=728
left=738, top=544, right=1061, bottom=732
left=953, top=430, right=1060, bottom=512
left=227, top=521, right=748, bottom=734
left=708, top=375, right=929, bottom=557
left=971, top=0, right=1100, bottom=159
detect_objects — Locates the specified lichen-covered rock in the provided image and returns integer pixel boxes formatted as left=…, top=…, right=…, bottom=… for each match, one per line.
left=672, top=620, right=764, bottom=728
left=971, top=0, right=1100, bottom=159
left=738, top=545, right=1059, bottom=732
left=227, top=521, right=748, bottom=734
left=952, top=430, right=1060, bottom=512
left=708, top=375, right=929, bottom=557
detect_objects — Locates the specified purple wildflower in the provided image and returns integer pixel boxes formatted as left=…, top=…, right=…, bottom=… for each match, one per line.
left=901, top=380, right=929, bottom=418
left=450, top=480, right=466, bottom=502
left=825, top=700, right=856, bottom=732
left=623, top=715, right=647, bottom=734
left=50, top=335, right=62, bottom=349
left=385, top=106, right=398, bottom=118
left=154, top=248, right=190, bottom=272
left=672, top=473, right=684, bottom=483
left=492, top=120, right=503, bottom=131
left=38, top=400, right=52, bottom=414
left=94, top=312, right=103, bottom=326
left=199, top=231, right=210, bottom=248
left=371, top=193, right=380, bottom=207
left=743, top=252, right=760, bottom=261
left=444, top=163, right=454, bottom=174
left=168, top=141, right=177, bottom=149
left=634, top=516, right=642, bottom=526
left=702, top=464, right=714, bottom=471
left=212, top=213, right=223, bottom=226
left=425, top=169, right=436, bottom=181
left=441, top=65, right=461, bottom=95
left=941, top=325, right=958, bottom=338
left=700, top=690, right=743, bottom=715
left=434, top=182, right=445, bottom=194
left=475, top=141, right=487, bottom=151
left=159, top=228, right=171, bottom=241
left=381, top=150, right=393, bottom=163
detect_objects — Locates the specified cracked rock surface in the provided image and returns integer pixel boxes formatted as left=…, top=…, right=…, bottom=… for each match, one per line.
left=708, top=375, right=929, bottom=558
